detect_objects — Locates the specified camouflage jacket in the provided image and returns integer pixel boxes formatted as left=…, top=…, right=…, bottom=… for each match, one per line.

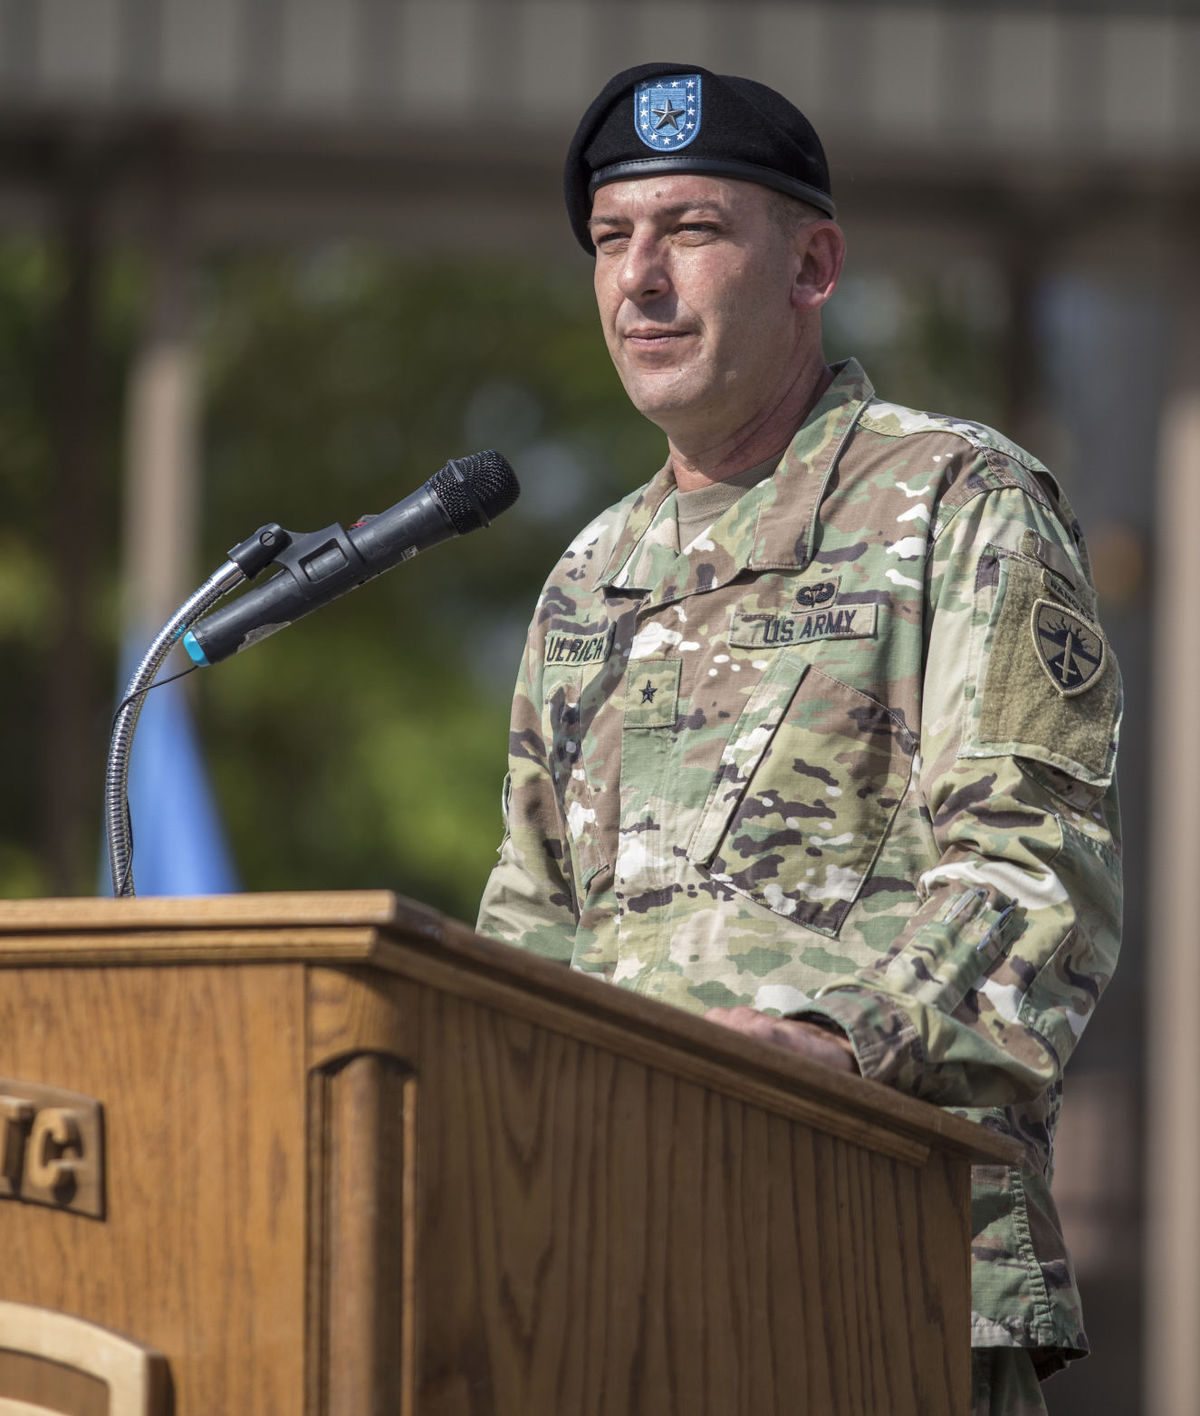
left=477, top=359, right=1123, bottom=1366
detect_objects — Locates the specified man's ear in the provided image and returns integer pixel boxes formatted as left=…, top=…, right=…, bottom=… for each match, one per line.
left=791, top=221, right=845, bottom=313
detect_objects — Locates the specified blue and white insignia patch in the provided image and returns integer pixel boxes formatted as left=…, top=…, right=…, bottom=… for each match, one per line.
left=634, top=74, right=702, bottom=152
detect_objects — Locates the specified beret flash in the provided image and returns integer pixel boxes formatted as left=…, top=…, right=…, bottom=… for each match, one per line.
left=564, top=63, right=835, bottom=253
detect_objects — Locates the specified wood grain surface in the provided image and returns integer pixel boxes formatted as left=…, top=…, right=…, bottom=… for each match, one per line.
left=308, top=1053, right=416, bottom=1416
left=303, top=964, right=424, bottom=1416
left=0, top=900, right=1003, bottom=1414
left=0, top=963, right=307, bottom=1415
left=0, top=1349, right=109, bottom=1415
left=415, top=986, right=970, bottom=1416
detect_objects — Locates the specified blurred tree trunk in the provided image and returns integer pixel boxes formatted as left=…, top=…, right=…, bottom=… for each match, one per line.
left=39, top=140, right=105, bottom=895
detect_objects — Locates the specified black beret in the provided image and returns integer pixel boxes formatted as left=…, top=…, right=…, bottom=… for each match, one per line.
left=565, top=62, right=835, bottom=253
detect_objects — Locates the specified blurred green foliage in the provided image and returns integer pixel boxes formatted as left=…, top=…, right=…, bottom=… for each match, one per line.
left=0, top=240, right=137, bottom=897
left=0, top=236, right=1006, bottom=920
left=0, top=243, right=58, bottom=897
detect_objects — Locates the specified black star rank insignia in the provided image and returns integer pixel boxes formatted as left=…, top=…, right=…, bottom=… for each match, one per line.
left=1032, top=600, right=1105, bottom=696
left=640, top=680, right=657, bottom=703
left=651, top=99, right=686, bottom=133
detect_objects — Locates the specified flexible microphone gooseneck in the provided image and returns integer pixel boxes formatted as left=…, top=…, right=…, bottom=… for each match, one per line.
left=105, top=449, right=519, bottom=896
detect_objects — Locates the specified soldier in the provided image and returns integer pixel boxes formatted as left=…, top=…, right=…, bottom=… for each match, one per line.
left=477, top=63, right=1122, bottom=1415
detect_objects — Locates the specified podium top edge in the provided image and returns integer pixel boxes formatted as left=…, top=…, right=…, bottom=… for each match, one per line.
left=0, top=890, right=405, bottom=930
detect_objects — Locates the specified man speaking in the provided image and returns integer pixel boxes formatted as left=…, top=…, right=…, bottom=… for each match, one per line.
left=477, top=63, right=1122, bottom=1414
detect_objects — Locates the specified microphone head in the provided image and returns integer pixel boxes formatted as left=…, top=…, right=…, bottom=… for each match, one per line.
left=430, top=450, right=520, bottom=533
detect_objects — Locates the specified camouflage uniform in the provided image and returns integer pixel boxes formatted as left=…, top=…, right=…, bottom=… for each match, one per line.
left=972, top=1349, right=1052, bottom=1415
left=477, top=359, right=1122, bottom=1375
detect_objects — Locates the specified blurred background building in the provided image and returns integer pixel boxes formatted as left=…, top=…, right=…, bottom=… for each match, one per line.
left=1, top=2, right=1196, bottom=1411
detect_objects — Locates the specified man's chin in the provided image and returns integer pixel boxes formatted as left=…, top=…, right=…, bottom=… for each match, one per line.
left=621, top=377, right=701, bottom=424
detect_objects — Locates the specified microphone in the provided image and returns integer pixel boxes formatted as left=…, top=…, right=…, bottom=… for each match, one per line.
left=182, top=450, right=519, bottom=666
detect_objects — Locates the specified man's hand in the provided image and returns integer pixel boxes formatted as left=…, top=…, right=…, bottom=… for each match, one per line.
left=705, top=1006, right=859, bottom=1074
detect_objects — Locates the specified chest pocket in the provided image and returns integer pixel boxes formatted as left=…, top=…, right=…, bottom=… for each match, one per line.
left=687, top=655, right=916, bottom=936
left=546, top=666, right=608, bottom=891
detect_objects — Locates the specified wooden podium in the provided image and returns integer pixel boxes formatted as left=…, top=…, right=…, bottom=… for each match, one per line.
left=0, top=893, right=1017, bottom=1415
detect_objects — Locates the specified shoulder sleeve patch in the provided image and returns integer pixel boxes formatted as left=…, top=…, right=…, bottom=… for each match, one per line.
left=961, top=552, right=1120, bottom=786
left=1031, top=600, right=1105, bottom=696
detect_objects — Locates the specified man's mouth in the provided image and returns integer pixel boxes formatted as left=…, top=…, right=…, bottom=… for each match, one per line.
left=623, top=327, right=692, bottom=352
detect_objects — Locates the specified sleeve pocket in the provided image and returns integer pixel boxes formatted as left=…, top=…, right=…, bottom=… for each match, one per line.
left=879, top=886, right=1016, bottom=1013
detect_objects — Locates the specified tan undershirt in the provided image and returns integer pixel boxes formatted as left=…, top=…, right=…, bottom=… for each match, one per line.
left=674, top=451, right=788, bottom=551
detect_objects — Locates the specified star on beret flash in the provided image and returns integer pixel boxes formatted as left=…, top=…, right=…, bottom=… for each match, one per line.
left=652, top=99, right=686, bottom=133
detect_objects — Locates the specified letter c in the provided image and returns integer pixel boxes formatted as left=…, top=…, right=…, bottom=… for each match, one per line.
left=26, top=1108, right=82, bottom=1192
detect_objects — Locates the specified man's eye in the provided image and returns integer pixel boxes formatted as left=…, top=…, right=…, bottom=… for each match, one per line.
left=677, top=222, right=719, bottom=238
left=594, top=231, right=628, bottom=250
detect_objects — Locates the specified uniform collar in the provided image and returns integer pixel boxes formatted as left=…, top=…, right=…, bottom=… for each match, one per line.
left=598, top=358, right=873, bottom=603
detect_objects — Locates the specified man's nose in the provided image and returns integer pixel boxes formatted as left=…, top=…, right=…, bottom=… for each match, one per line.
left=617, top=235, right=669, bottom=303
